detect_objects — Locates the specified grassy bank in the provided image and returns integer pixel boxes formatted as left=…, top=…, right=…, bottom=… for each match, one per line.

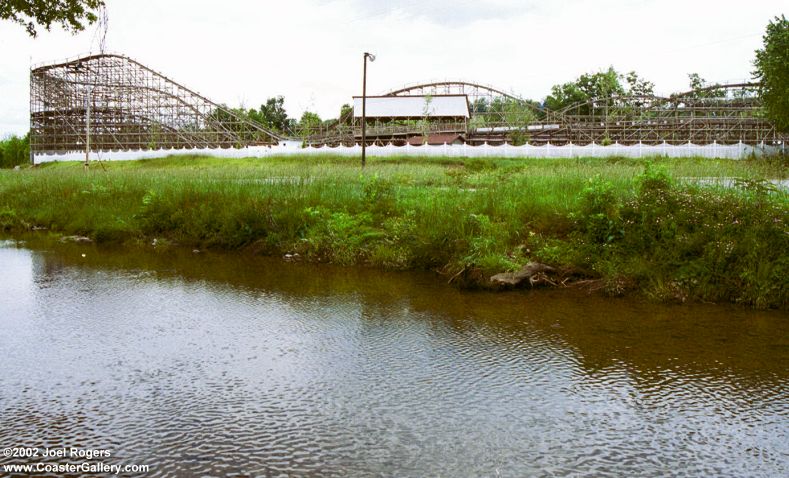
left=1, top=155, right=787, bottom=308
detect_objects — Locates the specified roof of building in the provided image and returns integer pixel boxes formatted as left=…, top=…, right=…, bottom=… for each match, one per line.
left=353, top=95, right=470, bottom=119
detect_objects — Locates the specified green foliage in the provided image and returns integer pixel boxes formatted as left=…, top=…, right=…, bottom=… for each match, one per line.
left=732, top=177, right=780, bottom=196
left=298, top=111, right=322, bottom=138
left=300, top=209, right=383, bottom=265
left=577, top=67, right=627, bottom=99
left=0, top=134, right=30, bottom=169
left=0, top=206, right=19, bottom=230
left=0, top=155, right=786, bottom=308
left=544, top=81, right=588, bottom=113
left=753, top=15, right=789, bottom=132
left=545, top=68, right=659, bottom=113
left=339, top=104, right=353, bottom=125
left=577, top=175, right=621, bottom=245
left=207, top=106, right=269, bottom=144
left=545, top=67, right=626, bottom=113
left=459, top=214, right=521, bottom=273
left=0, top=0, right=104, bottom=37
left=489, top=98, right=537, bottom=126
left=624, top=71, right=655, bottom=98
left=360, top=173, right=395, bottom=213
left=471, top=98, right=489, bottom=113
left=469, top=115, right=487, bottom=130
left=508, top=130, right=529, bottom=146
left=249, top=96, right=291, bottom=133
left=416, top=95, right=434, bottom=141
left=570, top=163, right=788, bottom=307
left=635, top=161, right=673, bottom=195
left=686, top=73, right=727, bottom=99
left=370, top=212, right=418, bottom=269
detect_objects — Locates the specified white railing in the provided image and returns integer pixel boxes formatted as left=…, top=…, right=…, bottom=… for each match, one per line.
left=33, top=141, right=784, bottom=164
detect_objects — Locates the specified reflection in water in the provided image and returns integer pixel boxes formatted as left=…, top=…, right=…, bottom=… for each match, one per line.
left=0, top=238, right=787, bottom=477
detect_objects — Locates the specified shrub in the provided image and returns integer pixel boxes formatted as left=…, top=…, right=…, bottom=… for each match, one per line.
left=576, top=175, right=622, bottom=245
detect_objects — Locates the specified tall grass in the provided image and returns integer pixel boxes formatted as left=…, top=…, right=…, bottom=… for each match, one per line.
left=1, top=154, right=786, bottom=308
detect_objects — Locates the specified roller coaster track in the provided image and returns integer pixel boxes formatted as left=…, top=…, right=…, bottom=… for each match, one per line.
left=31, top=53, right=780, bottom=151
left=552, top=83, right=774, bottom=144
left=386, top=81, right=521, bottom=101
left=383, top=80, right=564, bottom=120
left=305, top=80, right=569, bottom=145
left=31, top=53, right=284, bottom=153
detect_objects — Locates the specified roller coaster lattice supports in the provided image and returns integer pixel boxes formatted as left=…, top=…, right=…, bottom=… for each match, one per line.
left=306, top=81, right=782, bottom=146
left=556, top=85, right=780, bottom=146
left=30, top=54, right=282, bottom=154
left=30, top=56, right=783, bottom=151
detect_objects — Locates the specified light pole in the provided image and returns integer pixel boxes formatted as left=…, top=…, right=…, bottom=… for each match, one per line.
left=361, top=52, right=375, bottom=168
left=85, top=86, right=91, bottom=171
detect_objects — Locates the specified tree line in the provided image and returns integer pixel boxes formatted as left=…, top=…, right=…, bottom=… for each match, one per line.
left=0, top=134, right=30, bottom=169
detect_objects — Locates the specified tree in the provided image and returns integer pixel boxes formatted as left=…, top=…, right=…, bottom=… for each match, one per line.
left=688, top=73, right=705, bottom=91
left=0, top=134, right=30, bottom=168
left=417, top=95, right=433, bottom=143
left=0, top=0, right=104, bottom=37
left=625, top=71, right=655, bottom=98
left=544, top=82, right=589, bottom=112
left=338, top=103, right=353, bottom=126
left=685, top=73, right=726, bottom=99
left=753, top=15, right=789, bottom=132
left=545, top=67, right=626, bottom=113
left=253, top=96, right=290, bottom=133
left=298, top=111, right=321, bottom=138
left=575, top=67, right=625, bottom=100
left=489, top=97, right=536, bottom=126
left=471, top=98, right=489, bottom=114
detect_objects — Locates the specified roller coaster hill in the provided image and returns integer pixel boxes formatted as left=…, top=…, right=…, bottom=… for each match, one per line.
left=30, top=53, right=785, bottom=156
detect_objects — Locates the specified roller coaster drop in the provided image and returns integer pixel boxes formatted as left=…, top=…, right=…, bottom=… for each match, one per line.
left=30, top=54, right=782, bottom=155
left=30, top=54, right=282, bottom=154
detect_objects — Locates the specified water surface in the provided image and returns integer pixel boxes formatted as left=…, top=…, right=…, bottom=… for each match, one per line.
left=1, top=238, right=787, bottom=477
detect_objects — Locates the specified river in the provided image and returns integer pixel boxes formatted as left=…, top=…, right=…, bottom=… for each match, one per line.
left=0, top=238, right=787, bottom=477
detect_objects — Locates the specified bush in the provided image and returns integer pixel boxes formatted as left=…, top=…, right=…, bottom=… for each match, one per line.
left=566, top=163, right=789, bottom=307
left=576, top=174, right=622, bottom=245
left=460, top=214, right=522, bottom=273
left=299, top=208, right=384, bottom=265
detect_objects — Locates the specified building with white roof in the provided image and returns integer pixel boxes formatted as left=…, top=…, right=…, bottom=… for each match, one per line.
left=351, top=94, right=470, bottom=143
left=352, top=95, right=470, bottom=119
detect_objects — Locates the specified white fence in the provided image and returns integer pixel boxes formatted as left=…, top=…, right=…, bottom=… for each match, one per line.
left=33, top=141, right=784, bottom=164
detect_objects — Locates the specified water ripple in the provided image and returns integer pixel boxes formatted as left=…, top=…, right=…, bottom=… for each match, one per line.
left=0, top=244, right=787, bottom=477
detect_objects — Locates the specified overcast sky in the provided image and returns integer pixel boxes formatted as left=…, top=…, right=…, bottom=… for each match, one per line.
left=0, top=0, right=784, bottom=135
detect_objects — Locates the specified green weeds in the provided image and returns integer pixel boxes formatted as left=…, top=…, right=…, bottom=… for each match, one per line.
left=0, top=154, right=786, bottom=308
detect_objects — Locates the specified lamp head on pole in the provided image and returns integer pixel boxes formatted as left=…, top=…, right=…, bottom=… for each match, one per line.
left=365, top=52, right=376, bottom=62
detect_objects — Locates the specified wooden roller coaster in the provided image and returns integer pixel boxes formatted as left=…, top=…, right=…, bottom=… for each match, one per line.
left=30, top=53, right=282, bottom=154
left=308, top=81, right=780, bottom=146
left=30, top=54, right=783, bottom=155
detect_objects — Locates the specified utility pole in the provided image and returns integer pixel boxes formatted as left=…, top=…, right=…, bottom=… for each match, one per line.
left=85, top=89, right=91, bottom=171
left=361, top=52, right=375, bottom=168
left=29, top=58, right=34, bottom=166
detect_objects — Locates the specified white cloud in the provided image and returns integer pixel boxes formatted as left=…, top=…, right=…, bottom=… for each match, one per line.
left=0, top=0, right=784, bottom=135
